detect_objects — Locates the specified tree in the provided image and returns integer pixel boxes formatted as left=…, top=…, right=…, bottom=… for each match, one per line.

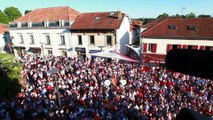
left=4, top=6, right=22, bottom=22
left=0, top=53, right=23, bottom=100
left=0, top=11, right=9, bottom=24
left=198, top=14, right=211, bottom=18
left=157, top=13, right=169, bottom=19
left=25, top=10, right=32, bottom=15
left=185, top=12, right=196, bottom=18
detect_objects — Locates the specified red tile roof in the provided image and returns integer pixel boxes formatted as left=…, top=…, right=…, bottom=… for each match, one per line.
left=142, top=17, right=167, bottom=28
left=71, top=11, right=125, bottom=30
left=0, top=24, right=8, bottom=34
left=13, top=6, right=80, bottom=23
left=141, top=17, right=213, bottom=39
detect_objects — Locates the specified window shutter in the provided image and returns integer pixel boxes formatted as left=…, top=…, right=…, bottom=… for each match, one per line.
left=183, top=45, right=188, bottom=49
left=193, top=45, right=198, bottom=50
left=143, top=43, right=147, bottom=52
left=152, top=44, right=157, bottom=53
left=167, top=44, right=172, bottom=52
left=177, top=44, right=182, bottom=49
left=199, top=46, right=205, bottom=50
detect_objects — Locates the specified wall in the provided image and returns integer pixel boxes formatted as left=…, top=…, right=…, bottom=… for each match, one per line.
left=9, top=28, right=72, bottom=57
left=71, top=32, right=115, bottom=57
left=0, top=34, right=5, bottom=53
left=142, top=38, right=213, bottom=54
left=116, top=16, right=130, bottom=54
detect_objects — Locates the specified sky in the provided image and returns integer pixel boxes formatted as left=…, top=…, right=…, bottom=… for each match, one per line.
left=0, top=0, right=213, bottom=18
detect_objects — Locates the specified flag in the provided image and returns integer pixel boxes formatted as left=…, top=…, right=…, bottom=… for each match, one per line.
left=125, top=44, right=142, bottom=64
left=112, top=75, right=117, bottom=86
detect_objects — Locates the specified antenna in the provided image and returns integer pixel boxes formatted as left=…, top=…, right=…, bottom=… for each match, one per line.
left=117, top=0, right=120, bottom=11
left=181, top=7, right=187, bottom=16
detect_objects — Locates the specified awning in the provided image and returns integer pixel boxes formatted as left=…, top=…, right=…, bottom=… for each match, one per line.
left=68, top=48, right=73, bottom=51
left=89, top=50, right=139, bottom=62
left=27, top=47, right=41, bottom=53
left=58, top=48, right=67, bottom=50
left=75, top=47, right=86, bottom=52
left=89, top=50, right=102, bottom=53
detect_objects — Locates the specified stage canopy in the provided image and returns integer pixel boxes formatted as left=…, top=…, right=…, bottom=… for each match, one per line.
left=89, top=50, right=139, bottom=62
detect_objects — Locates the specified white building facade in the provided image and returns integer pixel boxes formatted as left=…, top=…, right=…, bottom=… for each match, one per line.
left=0, top=24, right=9, bottom=53
left=10, top=27, right=73, bottom=57
left=140, top=18, right=213, bottom=62
left=70, top=11, right=131, bottom=57
left=9, top=6, right=80, bottom=57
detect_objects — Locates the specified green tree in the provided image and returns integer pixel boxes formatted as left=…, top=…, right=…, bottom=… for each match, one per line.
left=185, top=12, right=196, bottom=18
left=198, top=14, right=211, bottom=18
left=25, top=10, right=32, bottom=15
left=0, top=11, right=9, bottom=24
left=157, top=13, right=169, bottom=19
left=0, top=53, right=23, bottom=100
left=4, top=6, right=22, bottom=22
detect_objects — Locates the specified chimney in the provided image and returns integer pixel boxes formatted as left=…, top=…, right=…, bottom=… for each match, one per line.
left=117, top=11, right=122, bottom=20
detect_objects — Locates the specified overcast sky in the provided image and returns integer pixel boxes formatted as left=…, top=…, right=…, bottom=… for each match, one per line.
left=0, top=0, right=212, bottom=18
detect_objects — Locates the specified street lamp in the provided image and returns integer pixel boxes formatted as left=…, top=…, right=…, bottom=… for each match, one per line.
left=48, top=68, right=61, bottom=106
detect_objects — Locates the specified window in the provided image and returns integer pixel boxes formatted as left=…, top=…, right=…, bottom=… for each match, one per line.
left=95, top=16, right=100, bottom=20
left=46, top=35, right=51, bottom=45
left=48, top=50, right=52, bottom=54
left=187, top=45, right=193, bottom=50
left=19, top=35, right=24, bottom=44
left=148, top=43, right=157, bottom=53
left=172, top=45, right=178, bottom=49
left=30, top=35, right=34, bottom=44
left=168, top=25, right=176, bottom=29
left=78, top=35, right=82, bottom=45
left=106, top=36, right=112, bottom=46
left=89, top=35, right=95, bottom=45
left=187, top=25, right=196, bottom=31
left=60, top=35, right=65, bottom=45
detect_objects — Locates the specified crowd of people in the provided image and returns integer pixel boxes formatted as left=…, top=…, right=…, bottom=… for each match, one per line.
left=0, top=54, right=212, bottom=120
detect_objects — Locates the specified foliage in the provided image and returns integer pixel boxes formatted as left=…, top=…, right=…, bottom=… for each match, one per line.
left=157, top=13, right=169, bottom=19
left=0, top=53, right=23, bottom=100
left=0, top=11, right=9, bottom=24
left=185, top=12, right=196, bottom=18
left=4, top=6, right=22, bottom=22
left=198, top=14, right=211, bottom=18
left=25, top=10, right=32, bottom=15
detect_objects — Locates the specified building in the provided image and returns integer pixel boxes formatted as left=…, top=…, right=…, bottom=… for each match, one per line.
left=0, top=24, right=9, bottom=53
left=9, top=6, right=80, bottom=57
left=140, top=17, right=213, bottom=62
left=130, top=19, right=143, bottom=45
left=70, top=11, right=130, bottom=57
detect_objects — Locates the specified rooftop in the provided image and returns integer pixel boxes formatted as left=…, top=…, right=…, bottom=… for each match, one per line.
left=12, top=6, right=80, bottom=23
left=141, top=17, right=213, bottom=39
left=71, top=11, right=125, bottom=30
left=0, top=24, right=8, bottom=34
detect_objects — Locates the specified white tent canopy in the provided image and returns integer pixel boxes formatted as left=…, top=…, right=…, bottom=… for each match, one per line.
left=89, top=50, right=139, bottom=62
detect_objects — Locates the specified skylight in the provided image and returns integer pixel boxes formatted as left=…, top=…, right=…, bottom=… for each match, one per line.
left=95, top=16, right=100, bottom=20
left=168, top=25, right=176, bottom=29
left=187, top=25, right=196, bottom=31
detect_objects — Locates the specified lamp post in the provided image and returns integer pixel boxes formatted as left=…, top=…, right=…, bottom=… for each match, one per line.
left=48, top=68, right=61, bottom=106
